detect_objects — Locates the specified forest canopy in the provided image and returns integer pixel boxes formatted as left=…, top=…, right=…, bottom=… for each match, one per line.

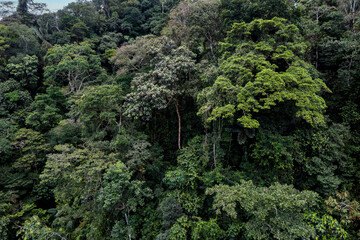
left=1, top=0, right=360, bottom=239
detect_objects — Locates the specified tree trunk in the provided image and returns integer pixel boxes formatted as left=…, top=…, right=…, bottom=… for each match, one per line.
left=315, top=45, right=319, bottom=69
left=213, top=141, right=216, bottom=168
left=175, top=100, right=181, bottom=150
left=124, top=211, right=131, bottom=240
left=104, top=0, right=110, bottom=18
left=161, top=0, right=165, bottom=14
left=17, top=0, right=28, bottom=15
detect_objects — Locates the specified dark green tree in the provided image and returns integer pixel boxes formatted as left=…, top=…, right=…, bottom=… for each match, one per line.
left=206, top=180, right=319, bottom=240
left=26, top=86, right=67, bottom=132
left=124, top=37, right=196, bottom=149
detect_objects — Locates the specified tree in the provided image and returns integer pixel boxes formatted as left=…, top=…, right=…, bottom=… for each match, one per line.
left=0, top=25, right=14, bottom=63
left=162, top=1, right=195, bottom=48
left=167, top=216, right=225, bottom=240
left=198, top=18, right=330, bottom=129
left=158, top=197, right=184, bottom=231
left=250, top=130, right=295, bottom=183
left=163, top=0, right=223, bottom=58
left=297, top=0, right=338, bottom=69
left=305, top=213, right=348, bottom=240
left=93, top=0, right=111, bottom=19
left=17, top=216, right=65, bottom=240
left=26, top=86, right=68, bottom=132
left=206, top=180, right=319, bottom=240
left=7, top=23, right=40, bottom=56
left=40, top=144, right=119, bottom=238
left=0, top=79, right=32, bottom=115
left=75, top=84, right=124, bottom=137
left=325, top=191, right=360, bottom=228
left=5, top=55, right=39, bottom=94
left=44, top=42, right=103, bottom=94
left=124, top=37, right=196, bottom=149
left=61, top=1, right=99, bottom=29
left=0, top=118, right=16, bottom=161
left=70, top=21, right=89, bottom=42
left=120, top=7, right=145, bottom=36
left=188, top=0, right=223, bottom=59
left=338, top=0, right=360, bottom=31
left=98, top=161, right=153, bottom=240
left=36, top=13, right=62, bottom=43
left=219, top=0, right=297, bottom=28
left=163, top=137, right=208, bottom=215
left=16, top=0, right=48, bottom=16
left=303, top=124, right=355, bottom=195
left=17, top=0, right=29, bottom=15
left=99, top=32, right=124, bottom=53
left=11, top=128, right=48, bottom=171
left=112, top=36, right=152, bottom=75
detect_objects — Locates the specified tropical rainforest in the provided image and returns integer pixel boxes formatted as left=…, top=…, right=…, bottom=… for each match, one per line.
left=0, top=0, right=360, bottom=239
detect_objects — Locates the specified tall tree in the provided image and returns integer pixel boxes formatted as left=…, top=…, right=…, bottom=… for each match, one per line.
left=124, top=37, right=196, bottom=149
left=44, top=42, right=103, bottom=94
left=198, top=18, right=330, bottom=129
left=17, top=0, right=29, bottom=15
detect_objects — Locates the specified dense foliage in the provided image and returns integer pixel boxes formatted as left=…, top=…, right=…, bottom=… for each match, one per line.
left=1, top=0, right=360, bottom=239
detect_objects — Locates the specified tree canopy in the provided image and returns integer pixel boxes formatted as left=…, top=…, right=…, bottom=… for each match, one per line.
left=1, top=0, right=360, bottom=239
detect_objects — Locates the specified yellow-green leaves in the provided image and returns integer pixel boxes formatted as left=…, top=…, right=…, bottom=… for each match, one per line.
left=0, top=25, right=12, bottom=55
left=305, top=213, right=348, bottom=240
left=198, top=18, right=330, bottom=128
left=17, top=215, right=64, bottom=240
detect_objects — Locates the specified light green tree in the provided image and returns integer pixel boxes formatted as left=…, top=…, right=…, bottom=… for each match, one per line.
left=17, top=216, right=65, bottom=240
left=305, top=213, right=348, bottom=240
left=198, top=18, right=330, bottom=128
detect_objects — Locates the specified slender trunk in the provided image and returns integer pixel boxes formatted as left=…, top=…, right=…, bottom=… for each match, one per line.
left=315, top=45, right=319, bottom=69
left=55, top=16, right=61, bottom=32
left=210, top=42, right=216, bottom=61
left=124, top=211, right=131, bottom=240
left=104, top=0, right=110, bottom=18
left=213, top=141, right=216, bottom=168
left=205, top=128, right=208, bottom=145
left=175, top=100, right=181, bottom=150
left=214, top=119, right=223, bottom=168
left=118, top=114, right=122, bottom=130
left=347, top=54, right=353, bottom=87
left=227, top=132, right=232, bottom=165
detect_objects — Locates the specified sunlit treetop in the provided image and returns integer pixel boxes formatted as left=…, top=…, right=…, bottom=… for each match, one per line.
left=198, top=17, right=331, bottom=128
